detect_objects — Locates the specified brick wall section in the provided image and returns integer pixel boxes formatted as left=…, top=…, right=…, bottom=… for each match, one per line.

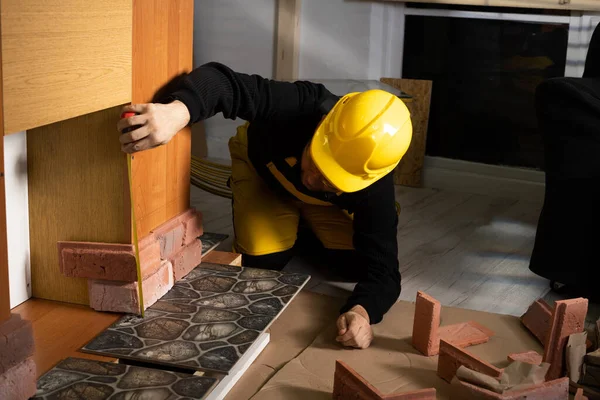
left=0, top=314, right=35, bottom=375
left=170, top=239, right=202, bottom=281
left=177, top=208, right=203, bottom=246
left=521, top=299, right=553, bottom=344
left=543, top=298, right=588, bottom=381
left=0, top=357, right=37, bottom=400
left=437, top=339, right=502, bottom=383
left=88, top=260, right=174, bottom=314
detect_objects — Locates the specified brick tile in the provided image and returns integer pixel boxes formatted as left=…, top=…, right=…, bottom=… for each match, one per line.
left=412, top=291, right=441, bottom=356
left=88, top=260, right=174, bottom=314
left=575, top=387, right=588, bottom=400
left=455, top=376, right=569, bottom=400
left=0, top=314, right=35, bottom=375
left=333, top=360, right=436, bottom=400
left=437, top=339, right=502, bottom=383
left=507, top=351, right=543, bottom=365
left=438, top=321, right=493, bottom=349
left=58, top=241, right=137, bottom=281
left=137, top=235, right=162, bottom=279
left=170, top=239, right=202, bottom=281
left=521, top=299, right=553, bottom=344
left=543, top=298, right=588, bottom=381
left=0, top=357, right=36, bottom=400
left=177, top=208, right=204, bottom=246
left=151, top=218, right=185, bottom=260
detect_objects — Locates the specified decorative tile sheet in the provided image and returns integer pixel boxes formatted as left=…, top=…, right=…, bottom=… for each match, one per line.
left=31, top=357, right=218, bottom=399
left=81, top=263, right=310, bottom=374
left=198, top=232, right=229, bottom=255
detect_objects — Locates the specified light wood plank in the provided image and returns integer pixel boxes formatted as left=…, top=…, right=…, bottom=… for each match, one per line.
left=275, top=0, right=301, bottom=80
left=380, top=78, right=432, bottom=188
left=0, top=15, right=9, bottom=321
left=130, top=0, right=193, bottom=239
left=27, top=106, right=129, bottom=305
left=372, top=0, right=600, bottom=11
left=0, top=0, right=132, bottom=134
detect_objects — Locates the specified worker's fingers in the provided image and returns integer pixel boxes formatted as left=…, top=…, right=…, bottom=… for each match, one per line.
left=117, top=114, right=147, bottom=134
left=121, top=136, right=157, bottom=154
left=336, top=315, right=348, bottom=336
left=122, top=103, right=149, bottom=114
left=336, top=321, right=362, bottom=344
left=120, top=125, right=150, bottom=145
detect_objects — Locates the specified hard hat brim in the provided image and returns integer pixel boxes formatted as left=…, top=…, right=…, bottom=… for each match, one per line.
left=311, top=122, right=388, bottom=193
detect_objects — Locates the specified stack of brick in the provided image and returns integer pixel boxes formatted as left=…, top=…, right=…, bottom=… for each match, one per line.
left=58, top=207, right=203, bottom=314
left=0, top=314, right=37, bottom=400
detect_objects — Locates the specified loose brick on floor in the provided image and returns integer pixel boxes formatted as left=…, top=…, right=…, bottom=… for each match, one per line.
left=88, top=260, right=174, bottom=314
left=203, top=250, right=242, bottom=266
left=58, top=241, right=137, bottom=281
left=151, top=217, right=185, bottom=260
left=333, top=360, right=436, bottom=400
left=507, top=351, right=543, bottom=366
left=177, top=208, right=204, bottom=246
left=412, top=291, right=493, bottom=356
left=521, top=299, right=553, bottom=344
left=0, top=357, right=36, bottom=400
left=438, top=339, right=502, bottom=383
left=170, top=238, right=202, bottom=281
left=454, top=376, right=569, bottom=400
left=543, top=298, right=588, bottom=381
left=0, top=314, right=35, bottom=375
left=574, top=387, right=588, bottom=400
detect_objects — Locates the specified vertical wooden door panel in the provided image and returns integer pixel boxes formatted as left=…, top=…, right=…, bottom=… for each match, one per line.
left=0, top=12, right=10, bottom=321
left=131, top=0, right=193, bottom=239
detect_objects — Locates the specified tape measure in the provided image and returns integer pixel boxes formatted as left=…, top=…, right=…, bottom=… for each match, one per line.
left=121, top=111, right=145, bottom=317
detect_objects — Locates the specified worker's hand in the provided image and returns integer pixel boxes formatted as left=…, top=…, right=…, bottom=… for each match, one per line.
left=335, top=305, right=373, bottom=349
left=117, top=100, right=190, bottom=153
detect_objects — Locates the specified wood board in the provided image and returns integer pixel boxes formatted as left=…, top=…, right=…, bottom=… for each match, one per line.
left=27, top=106, right=129, bottom=305
left=275, top=0, right=301, bottom=80
left=0, top=14, right=8, bottom=321
left=0, top=0, right=132, bottom=135
left=130, top=0, right=193, bottom=239
left=380, top=78, right=432, bottom=188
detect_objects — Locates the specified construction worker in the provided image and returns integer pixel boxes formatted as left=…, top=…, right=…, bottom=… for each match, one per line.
left=117, top=62, right=412, bottom=350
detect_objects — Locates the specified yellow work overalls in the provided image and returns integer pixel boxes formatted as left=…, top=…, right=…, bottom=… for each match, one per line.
left=228, top=122, right=355, bottom=256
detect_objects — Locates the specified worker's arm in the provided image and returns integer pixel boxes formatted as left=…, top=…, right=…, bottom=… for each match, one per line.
left=341, top=173, right=401, bottom=326
left=118, top=61, right=332, bottom=152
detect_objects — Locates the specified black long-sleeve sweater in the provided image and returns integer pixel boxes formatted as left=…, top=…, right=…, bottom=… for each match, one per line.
left=162, top=62, right=401, bottom=324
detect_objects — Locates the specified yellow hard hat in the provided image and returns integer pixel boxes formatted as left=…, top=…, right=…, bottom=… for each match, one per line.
left=310, top=89, right=412, bottom=193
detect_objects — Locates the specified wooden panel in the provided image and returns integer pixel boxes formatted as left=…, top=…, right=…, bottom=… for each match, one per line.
left=130, top=0, right=193, bottom=239
left=374, top=0, right=600, bottom=11
left=0, top=0, right=132, bottom=135
left=13, top=298, right=119, bottom=377
left=27, top=106, right=129, bottom=305
left=0, top=14, right=9, bottom=322
left=380, top=78, right=432, bottom=187
left=275, top=0, right=301, bottom=80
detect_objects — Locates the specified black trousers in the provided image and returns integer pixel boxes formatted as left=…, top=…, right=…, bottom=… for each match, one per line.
left=529, top=76, right=600, bottom=292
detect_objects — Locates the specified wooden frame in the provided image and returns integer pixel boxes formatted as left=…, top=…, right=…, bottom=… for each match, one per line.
left=275, top=0, right=301, bottom=80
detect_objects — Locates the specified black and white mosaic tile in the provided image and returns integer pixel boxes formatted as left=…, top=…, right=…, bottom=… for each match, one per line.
left=81, top=263, right=309, bottom=374
left=32, top=357, right=218, bottom=399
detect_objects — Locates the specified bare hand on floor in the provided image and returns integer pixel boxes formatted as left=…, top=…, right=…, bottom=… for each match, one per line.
left=336, top=305, right=373, bottom=349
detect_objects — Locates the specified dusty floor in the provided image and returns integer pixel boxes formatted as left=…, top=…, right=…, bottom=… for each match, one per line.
left=191, top=184, right=598, bottom=323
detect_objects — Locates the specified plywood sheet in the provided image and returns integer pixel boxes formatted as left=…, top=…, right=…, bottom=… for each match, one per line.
left=275, top=0, right=301, bottom=80
left=0, top=17, right=9, bottom=321
left=378, top=0, right=600, bottom=11
left=82, top=263, right=310, bottom=374
left=380, top=78, right=432, bottom=188
left=27, top=106, right=129, bottom=305
left=131, top=0, right=193, bottom=239
left=0, top=0, right=132, bottom=134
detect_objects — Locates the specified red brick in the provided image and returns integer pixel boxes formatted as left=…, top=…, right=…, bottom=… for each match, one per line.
left=437, top=339, right=502, bottom=383
left=151, top=218, right=184, bottom=259
left=88, top=260, right=174, bottom=314
left=507, top=351, right=543, bottom=365
left=543, top=298, right=588, bottom=381
left=0, top=314, right=35, bottom=375
left=412, top=291, right=493, bottom=356
left=521, top=299, right=553, bottom=344
left=58, top=241, right=137, bottom=281
left=574, top=388, right=587, bottom=400
left=0, top=357, right=36, bottom=400
left=333, top=360, right=436, bottom=400
left=455, top=376, right=569, bottom=400
left=177, top=208, right=204, bottom=246
left=170, top=239, right=202, bottom=281
left=137, top=235, right=162, bottom=279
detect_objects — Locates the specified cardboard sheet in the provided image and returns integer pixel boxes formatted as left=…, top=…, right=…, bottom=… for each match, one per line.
left=250, top=299, right=544, bottom=399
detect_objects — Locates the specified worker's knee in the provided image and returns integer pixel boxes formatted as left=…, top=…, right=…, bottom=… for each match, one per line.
left=241, top=248, right=294, bottom=271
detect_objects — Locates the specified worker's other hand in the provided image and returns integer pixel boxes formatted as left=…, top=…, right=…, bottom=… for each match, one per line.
left=335, top=305, right=373, bottom=349
left=118, top=100, right=190, bottom=154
